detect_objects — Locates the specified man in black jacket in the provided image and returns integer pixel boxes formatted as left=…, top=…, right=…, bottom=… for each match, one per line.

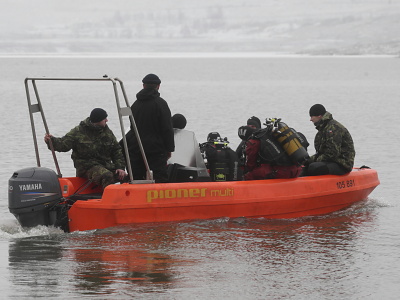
left=126, top=74, right=175, bottom=182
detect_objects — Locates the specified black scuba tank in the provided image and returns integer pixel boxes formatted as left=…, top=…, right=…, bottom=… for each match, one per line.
left=255, top=129, right=292, bottom=166
left=203, top=139, right=242, bottom=181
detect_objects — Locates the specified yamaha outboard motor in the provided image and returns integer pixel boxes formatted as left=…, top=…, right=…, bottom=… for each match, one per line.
left=9, top=167, right=63, bottom=228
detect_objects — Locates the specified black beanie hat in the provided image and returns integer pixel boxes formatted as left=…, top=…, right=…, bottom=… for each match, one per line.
left=309, top=104, right=326, bottom=117
left=247, top=116, right=261, bottom=129
left=142, top=73, right=161, bottom=84
left=90, top=108, right=108, bottom=123
left=172, top=113, right=187, bottom=129
left=238, top=125, right=256, bottom=141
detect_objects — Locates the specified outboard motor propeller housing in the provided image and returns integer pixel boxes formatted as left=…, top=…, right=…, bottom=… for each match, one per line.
left=9, top=167, right=63, bottom=228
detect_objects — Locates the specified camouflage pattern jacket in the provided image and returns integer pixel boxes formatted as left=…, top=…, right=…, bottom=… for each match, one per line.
left=310, top=112, right=355, bottom=172
left=49, top=118, right=126, bottom=173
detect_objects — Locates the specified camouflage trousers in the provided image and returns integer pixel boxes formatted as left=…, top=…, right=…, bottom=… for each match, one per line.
left=77, top=165, right=119, bottom=189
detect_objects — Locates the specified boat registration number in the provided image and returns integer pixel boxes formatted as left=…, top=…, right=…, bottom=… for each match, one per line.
left=336, top=179, right=355, bottom=189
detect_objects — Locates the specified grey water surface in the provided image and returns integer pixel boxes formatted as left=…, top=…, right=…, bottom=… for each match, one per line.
left=0, top=55, right=398, bottom=299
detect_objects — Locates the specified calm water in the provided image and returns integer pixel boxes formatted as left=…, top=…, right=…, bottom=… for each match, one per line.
left=0, top=55, right=399, bottom=299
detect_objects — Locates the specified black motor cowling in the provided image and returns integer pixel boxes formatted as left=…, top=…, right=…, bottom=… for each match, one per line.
left=8, top=167, right=63, bottom=228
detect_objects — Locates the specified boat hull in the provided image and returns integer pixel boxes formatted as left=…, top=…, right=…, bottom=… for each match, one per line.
left=67, top=168, right=379, bottom=232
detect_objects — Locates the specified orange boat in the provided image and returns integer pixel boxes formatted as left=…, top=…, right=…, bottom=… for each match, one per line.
left=66, top=167, right=378, bottom=232
left=8, top=77, right=380, bottom=232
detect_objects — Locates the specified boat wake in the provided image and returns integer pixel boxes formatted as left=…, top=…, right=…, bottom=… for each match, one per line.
left=0, top=220, right=65, bottom=240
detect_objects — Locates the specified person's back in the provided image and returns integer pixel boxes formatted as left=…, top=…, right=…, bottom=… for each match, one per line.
left=129, top=75, right=174, bottom=155
left=168, top=113, right=209, bottom=181
left=126, top=74, right=175, bottom=182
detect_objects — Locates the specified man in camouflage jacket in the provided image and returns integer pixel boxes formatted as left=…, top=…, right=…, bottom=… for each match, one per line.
left=305, top=104, right=355, bottom=176
left=44, top=108, right=127, bottom=189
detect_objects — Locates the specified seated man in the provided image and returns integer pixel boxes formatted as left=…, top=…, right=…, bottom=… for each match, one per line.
left=304, top=104, right=355, bottom=176
left=200, top=132, right=243, bottom=181
left=243, top=123, right=302, bottom=180
left=44, top=108, right=127, bottom=189
left=168, top=113, right=209, bottom=182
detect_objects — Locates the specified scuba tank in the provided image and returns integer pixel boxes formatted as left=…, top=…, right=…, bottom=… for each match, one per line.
left=200, top=134, right=242, bottom=181
left=208, top=137, right=230, bottom=181
left=253, top=129, right=292, bottom=166
left=265, top=118, right=309, bottom=165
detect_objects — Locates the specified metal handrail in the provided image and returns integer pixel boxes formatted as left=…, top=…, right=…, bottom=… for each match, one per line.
left=24, top=76, right=154, bottom=183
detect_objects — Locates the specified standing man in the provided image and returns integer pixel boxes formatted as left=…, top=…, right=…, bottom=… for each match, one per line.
left=305, top=104, right=355, bottom=176
left=44, top=108, right=127, bottom=189
left=126, top=73, right=175, bottom=182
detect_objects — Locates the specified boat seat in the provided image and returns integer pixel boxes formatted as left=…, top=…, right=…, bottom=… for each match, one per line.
left=168, top=163, right=211, bottom=183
